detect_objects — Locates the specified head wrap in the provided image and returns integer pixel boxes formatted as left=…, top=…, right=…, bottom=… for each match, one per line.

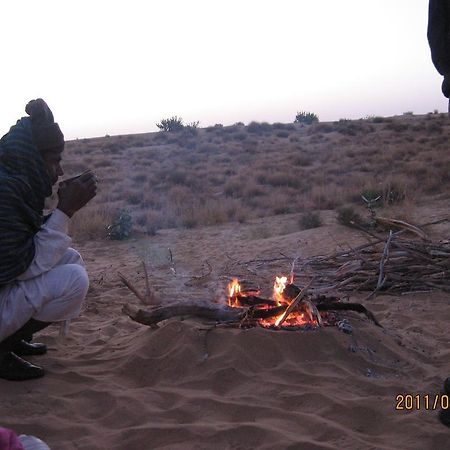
left=0, top=100, right=58, bottom=284
left=25, top=98, right=65, bottom=152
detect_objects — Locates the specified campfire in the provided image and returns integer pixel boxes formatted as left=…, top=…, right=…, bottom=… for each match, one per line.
left=120, top=218, right=449, bottom=332
left=226, top=276, right=323, bottom=329
left=120, top=263, right=381, bottom=331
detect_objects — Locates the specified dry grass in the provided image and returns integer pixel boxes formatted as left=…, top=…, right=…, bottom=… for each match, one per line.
left=62, top=114, right=450, bottom=239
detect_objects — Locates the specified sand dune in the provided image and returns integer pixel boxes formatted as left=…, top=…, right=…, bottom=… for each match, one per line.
left=1, top=208, right=449, bottom=449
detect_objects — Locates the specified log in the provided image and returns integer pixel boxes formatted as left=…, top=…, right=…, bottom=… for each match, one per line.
left=315, top=302, right=382, bottom=327
left=234, top=294, right=278, bottom=307
left=123, top=302, right=287, bottom=327
left=282, top=283, right=382, bottom=327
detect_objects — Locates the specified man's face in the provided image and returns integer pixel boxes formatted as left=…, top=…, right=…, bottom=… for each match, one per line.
left=42, top=150, right=64, bottom=185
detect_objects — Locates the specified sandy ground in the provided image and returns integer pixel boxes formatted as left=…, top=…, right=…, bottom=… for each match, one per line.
left=1, top=206, right=449, bottom=449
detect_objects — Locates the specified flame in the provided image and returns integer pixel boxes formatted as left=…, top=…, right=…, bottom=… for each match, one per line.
left=228, top=278, right=241, bottom=307
left=227, top=276, right=318, bottom=329
left=273, top=276, right=288, bottom=305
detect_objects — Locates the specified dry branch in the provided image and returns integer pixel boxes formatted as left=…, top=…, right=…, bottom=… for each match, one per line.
left=122, top=302, right=286, bottom=327
left=282, top=233, right=450, bottom=295
left=118, top=261, right=158, bottom=305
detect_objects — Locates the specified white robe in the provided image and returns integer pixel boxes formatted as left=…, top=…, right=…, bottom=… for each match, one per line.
left=0, top=209, right=89, bottom=342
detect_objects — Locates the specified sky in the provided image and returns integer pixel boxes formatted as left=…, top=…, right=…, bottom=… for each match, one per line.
left=0, top=0, right=446, bottom=140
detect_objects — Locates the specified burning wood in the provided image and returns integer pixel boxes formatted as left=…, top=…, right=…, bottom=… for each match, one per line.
left=121, top=268, right=381, bottom=330
left=121, top=216, right=447, bottom=331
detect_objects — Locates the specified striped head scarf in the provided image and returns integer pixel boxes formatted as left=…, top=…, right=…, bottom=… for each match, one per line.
left=0, top=100, right=62, bottom=285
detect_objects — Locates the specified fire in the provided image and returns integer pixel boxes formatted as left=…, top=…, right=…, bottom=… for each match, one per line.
left=273, top=276, right=288, bottom=305
left=227, top=278, right=241, bottom=307
left=226, top=275, right=319, bottom=329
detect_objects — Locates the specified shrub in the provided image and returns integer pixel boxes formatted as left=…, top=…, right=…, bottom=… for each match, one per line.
left=384, top=121, right=409, bottom=132
left=337, top=206, right=362, bottom=227
left=107, top=209, right=133, bottom=240
left=156, top=116, right=184, bottom=132
left=382, top=181, right=406, bottom=204
left=276, top=130, right=290, bottom=138
left=300, top=212, right=322, bottom=229
left=247, top=121, right=272, bottom=134
left=294, top=111, right=319, bottom=125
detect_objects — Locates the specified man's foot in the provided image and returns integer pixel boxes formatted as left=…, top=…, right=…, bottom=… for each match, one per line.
left=13, top=340, right=47, bottom=356
left=0, top=352, right=45, bottom=381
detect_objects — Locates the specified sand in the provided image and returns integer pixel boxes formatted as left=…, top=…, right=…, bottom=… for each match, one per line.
left=1, top=208, right=449, bottom=449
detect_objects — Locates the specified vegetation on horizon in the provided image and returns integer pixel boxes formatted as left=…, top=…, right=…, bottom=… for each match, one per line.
left=63, top=112, right=450, bottom=239
left=295, top=111, right=319, bottom=125
left=156, top=116, right=200, bottom=132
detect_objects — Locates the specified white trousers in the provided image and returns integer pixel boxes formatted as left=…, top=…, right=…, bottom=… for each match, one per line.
left=0, top=248, right=89, bottom=342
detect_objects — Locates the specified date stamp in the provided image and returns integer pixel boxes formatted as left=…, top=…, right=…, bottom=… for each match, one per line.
left=395, top=394, right=449, bottom=411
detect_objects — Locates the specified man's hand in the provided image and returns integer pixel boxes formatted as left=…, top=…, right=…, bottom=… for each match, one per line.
left=57, top=170, right=98, bottom=218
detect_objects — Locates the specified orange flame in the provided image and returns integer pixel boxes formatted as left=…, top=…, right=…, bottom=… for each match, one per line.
left=227, top=276, right=316, bottom=328
left=273, top=276, right=288, bottom=305
left=228, top=278, right=241, bottom=307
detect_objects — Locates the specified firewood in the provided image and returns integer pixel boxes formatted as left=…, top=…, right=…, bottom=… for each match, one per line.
left=276, top=279, right=315, bottom=327
left=122, top=302, right=287, bottom=327
left=235, top=295, right=278, bottom=307
left=282, top=283, right=381, bottom=327
left=315, top=302, right=382, bottom=327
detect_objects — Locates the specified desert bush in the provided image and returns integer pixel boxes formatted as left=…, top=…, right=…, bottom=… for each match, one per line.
left=233, top=132, right=247, bottom=141
left=300, top=212, right=322, bottom=229
left=107, top=209, right=133, bottom=240
left=93, top=158, right=113, bottom=168
left=69, top=206, right=115, bottom=240
left=156, top=116, right=184, bottom=132
left=133, top=173, right=148, bottom=184
left=426, top=122, right=443, bottom=134
left=384, top=121, right=409, bottom=132
left=312, top=123, right=334, bottom=134
left=247, top=122, right=272, bottom=134
left=273, top=123, right=295, bottom=131
left=292, top=154, right=312, bottom=166
left=242, top=139, right=258, bottom=153
left=224, top=178, right=244, bottom=197
left=276, top=130, right=290, bottom=138
left=381, top=180, right=407, bottom=204
left=336, top=121, right=367, bottom=136
left=153, top=132, right=169, bottom=143
left=125, top=190, right=144, bottom=205
left=295, top=111, right=319, bottom=125
left=337, top=206, right=362, bottom=227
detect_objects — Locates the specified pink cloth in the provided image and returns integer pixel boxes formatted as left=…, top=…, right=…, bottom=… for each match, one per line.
left=0, top=428, right=24, bottom=450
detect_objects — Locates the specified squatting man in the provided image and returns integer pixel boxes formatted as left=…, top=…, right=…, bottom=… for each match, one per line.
left=0, top=99, right=97, bottom=381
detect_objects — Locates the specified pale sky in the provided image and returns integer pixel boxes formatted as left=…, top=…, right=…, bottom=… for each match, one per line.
left=0, top=0, right=446, bottom=140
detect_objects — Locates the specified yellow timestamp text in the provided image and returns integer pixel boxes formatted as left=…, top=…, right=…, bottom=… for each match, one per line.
left=395, top=394, right=449, bottom=411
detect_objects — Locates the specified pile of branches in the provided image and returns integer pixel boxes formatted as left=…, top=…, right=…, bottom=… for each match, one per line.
left=232, top=219, right=450, bottom=298
left=303, top=233, right=450, bottom=296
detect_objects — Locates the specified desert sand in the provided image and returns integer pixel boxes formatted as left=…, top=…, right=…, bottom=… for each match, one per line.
left=0, top=113, right=450, bottom=450
left=1, top=206, right=449, bottom=449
